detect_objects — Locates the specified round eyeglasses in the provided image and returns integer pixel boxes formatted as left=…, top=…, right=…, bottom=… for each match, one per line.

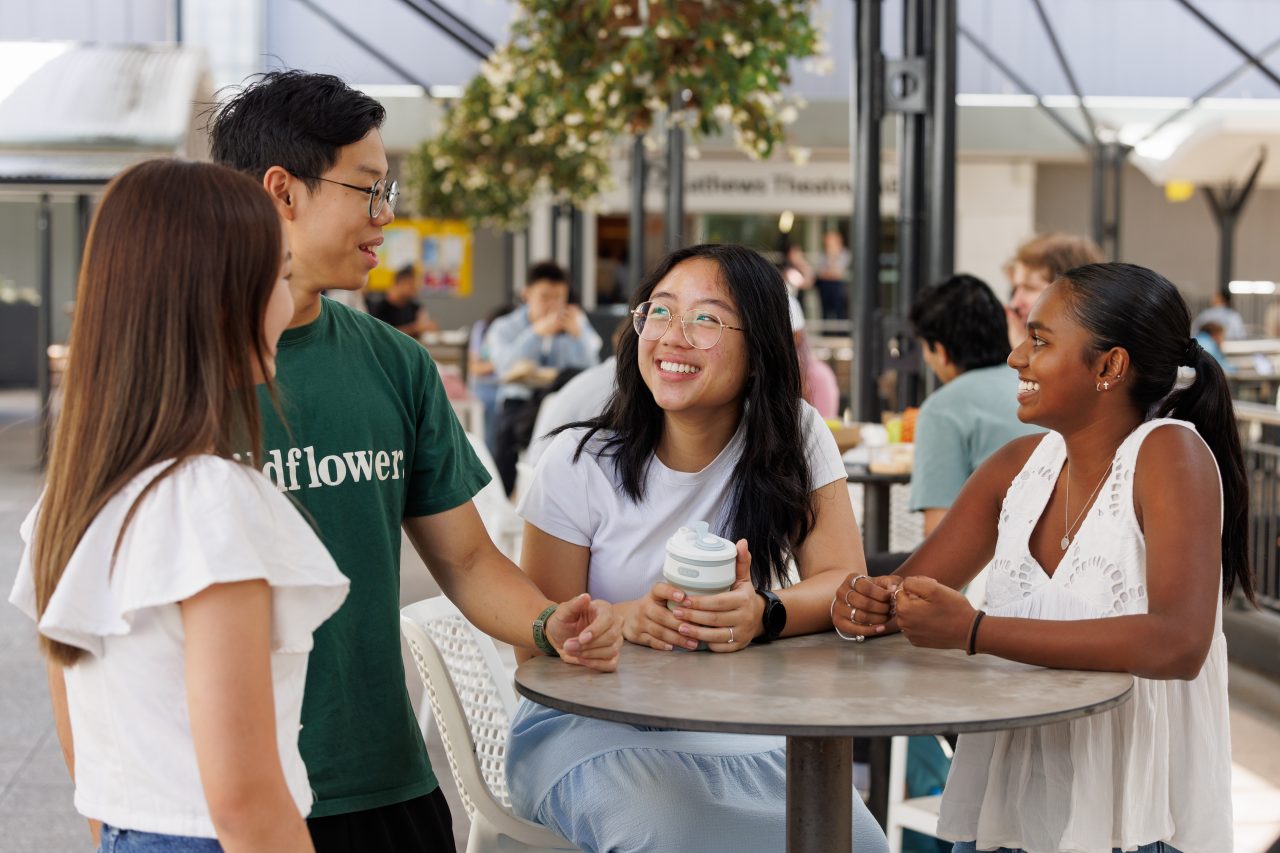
left=291, top=173, right=399, bottom=219
left=632, top=301, right=745, bottom=350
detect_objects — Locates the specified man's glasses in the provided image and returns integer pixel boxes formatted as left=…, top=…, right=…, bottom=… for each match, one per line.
left=631, top=301, right=745, bottom=350
left=292, top=173, right=399, bottom=219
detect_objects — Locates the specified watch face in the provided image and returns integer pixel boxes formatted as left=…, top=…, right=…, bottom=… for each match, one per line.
left=765, top=595, right=787, bottom=637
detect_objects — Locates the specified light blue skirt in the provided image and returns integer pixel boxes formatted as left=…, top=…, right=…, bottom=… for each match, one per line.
left=506, top=699, right=890, bottom=853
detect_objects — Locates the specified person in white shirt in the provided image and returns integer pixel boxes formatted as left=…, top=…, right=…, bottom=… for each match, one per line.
left=507, top=244, right=890, bottom=853
left=839, top=262, right=1251, bottom=853
left=10, top=159, right=350, bottom=852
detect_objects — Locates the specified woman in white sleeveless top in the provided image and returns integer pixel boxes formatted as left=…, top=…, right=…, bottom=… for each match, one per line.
left=835, top=263, right=1253, bottom=853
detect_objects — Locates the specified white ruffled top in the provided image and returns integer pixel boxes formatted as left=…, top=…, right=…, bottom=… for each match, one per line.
left=936, top=419, right=1233, bottom=853
left=9, top=456, right=349, bottom=838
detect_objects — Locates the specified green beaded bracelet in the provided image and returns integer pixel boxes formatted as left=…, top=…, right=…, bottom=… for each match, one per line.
left=532, top=604, right=560, bottom=657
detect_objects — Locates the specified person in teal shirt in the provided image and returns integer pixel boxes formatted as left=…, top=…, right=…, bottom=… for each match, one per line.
left=909, top=274, right=1043, bottom=537
left=209, top=70, right=622, bottom=853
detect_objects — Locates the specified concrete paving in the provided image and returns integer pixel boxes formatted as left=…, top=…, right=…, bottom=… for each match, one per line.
left=1, top=389, right=1278, bottom=852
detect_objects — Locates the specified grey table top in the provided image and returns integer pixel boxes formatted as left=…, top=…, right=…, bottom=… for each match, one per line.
left=515, top=632, right=1133, bottom=737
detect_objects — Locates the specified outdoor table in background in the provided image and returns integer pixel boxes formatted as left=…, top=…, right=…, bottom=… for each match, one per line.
left=516, top=633, right=1133, bottom=853
left=845, top=465, right=911, bottom=555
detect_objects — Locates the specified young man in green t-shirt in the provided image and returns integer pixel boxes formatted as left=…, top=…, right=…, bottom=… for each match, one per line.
left=210, top=70, right=621, bottom=852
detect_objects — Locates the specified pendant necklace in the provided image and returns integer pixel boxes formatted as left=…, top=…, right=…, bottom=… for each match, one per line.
left=1061, top=459, right=1114, bottom=550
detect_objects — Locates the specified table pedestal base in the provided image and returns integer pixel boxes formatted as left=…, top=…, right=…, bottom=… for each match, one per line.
left=786, top=735, right=853, bottom=853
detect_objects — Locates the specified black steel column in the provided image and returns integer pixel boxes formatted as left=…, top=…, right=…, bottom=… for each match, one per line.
left=851, top=0, right=884, bottom=422
left=1091, top=148, right=1106, bottom=248
left=665, top=104, right=685, bottom=252
left=75, top=193, right=91, bottom=294
left=629, top=133, right=647, bottom=293
left=502, top=231, right=515, bottom=302
left=926, top=0, right=956, bottom=287
left=568, top=205, right=584, bottom=296
left=897, top=0, right=926, bottom=310
left=37, top=194, right=53, bottom=467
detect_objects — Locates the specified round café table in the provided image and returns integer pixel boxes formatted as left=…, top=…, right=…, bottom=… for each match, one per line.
left=515, top=632, right=1133, bottom=853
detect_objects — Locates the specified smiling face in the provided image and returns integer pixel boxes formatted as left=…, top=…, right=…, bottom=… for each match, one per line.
left=637, top=257, right=749, bottom=419
left=1007, top=282, right=1109, bottom=431
left=286, top=129, right=393, bottom=293
left=1008, top=261, right=1054, bottom=325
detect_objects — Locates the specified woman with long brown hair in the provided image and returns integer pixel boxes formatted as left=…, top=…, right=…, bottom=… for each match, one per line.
left=9, top=159, right=348, bottom=852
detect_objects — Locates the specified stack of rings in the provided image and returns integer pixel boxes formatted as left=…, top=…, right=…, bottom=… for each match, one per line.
left=833, top=574, right=870, bottom=643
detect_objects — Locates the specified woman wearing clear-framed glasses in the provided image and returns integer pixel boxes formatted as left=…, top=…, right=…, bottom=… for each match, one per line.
left=504, top=244, right=888, bottom=852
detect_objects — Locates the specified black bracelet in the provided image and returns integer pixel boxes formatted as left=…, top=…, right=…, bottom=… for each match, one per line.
left=966, top=610, right=986, bottom=656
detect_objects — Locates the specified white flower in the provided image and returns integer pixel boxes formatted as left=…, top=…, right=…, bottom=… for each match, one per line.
left=565, top=112, right=585, bottom=126
left=433, top=156, right=452, bottom=170
left=614, top=4, right=632, bottom=19
left=493, top=105, right=518, bottom=122
left=788, top=146, right=812, bottom=166
left=655, top=23, right=671, bottom=39
left=779, top=105, right=798, bottom=124
left=612, top=61, right=625, bottom=75
left=686, top=145, right=701, bottom=160
left=529, top=129, right=546, bottom=145
left=723, top=31, right=737, bottom=46
left=713, top=103, right=733, bottom=123
left=607, top=89, right=622, bottom=108
left=476, top=117, right=492, bottom=131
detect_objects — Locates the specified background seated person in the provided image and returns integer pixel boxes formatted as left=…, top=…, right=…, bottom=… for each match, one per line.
left=369, top=264, right=438, bottom=337
left=507, top=244, right=889, bottom=853
left=910, top=274, right=1042, bottom=537
left=486, top=261, right=601, bottom=494
left=1006, top=232, right=1103, bottom=348
left=1192, top=289, right=1247, bottom=341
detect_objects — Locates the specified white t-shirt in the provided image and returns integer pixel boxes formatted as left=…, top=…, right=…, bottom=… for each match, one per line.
left=527, top=357, right=617, bottom=469
left=9, top=456, right=349, bottom=838
left=517, top=403, right=845, bottom=604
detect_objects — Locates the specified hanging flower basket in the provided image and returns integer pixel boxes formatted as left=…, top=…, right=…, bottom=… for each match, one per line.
left=406, top=0, right=826, bottom=229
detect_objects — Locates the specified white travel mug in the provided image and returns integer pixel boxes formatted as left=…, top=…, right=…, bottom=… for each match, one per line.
left=662, top=521, right=737, bottom=614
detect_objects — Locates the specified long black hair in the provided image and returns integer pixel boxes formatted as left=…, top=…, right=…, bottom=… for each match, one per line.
left=1060, top=262, right=1254, bottom=604
left=561, top=244, right=813, bottom=590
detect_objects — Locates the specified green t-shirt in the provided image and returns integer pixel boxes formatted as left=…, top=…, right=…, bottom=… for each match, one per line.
left=251, top=297, right=489, bottom=818
left=908, top=364, right=1042, bottom=512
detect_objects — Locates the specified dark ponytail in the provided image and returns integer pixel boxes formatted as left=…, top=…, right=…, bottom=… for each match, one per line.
left=1060, top=263, right=1255, bottom=604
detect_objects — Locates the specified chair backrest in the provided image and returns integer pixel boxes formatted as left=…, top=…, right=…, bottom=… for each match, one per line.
left=400, top=596, right=519, bottom=817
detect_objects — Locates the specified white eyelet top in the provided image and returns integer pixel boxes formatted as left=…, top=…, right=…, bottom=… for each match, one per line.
left=936, top=418, right=1233, bottom=853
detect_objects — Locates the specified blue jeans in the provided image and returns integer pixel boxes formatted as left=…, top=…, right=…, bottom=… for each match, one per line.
left=951, top=842, right=1180, bottom=853
left=99, top=823, right=222, bottom=852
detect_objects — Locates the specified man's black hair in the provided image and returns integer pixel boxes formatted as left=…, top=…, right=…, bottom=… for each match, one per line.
left=527, top=260, right=568, bottom=287
left=908, top=273, right=1010, bottom=372
left=395, top=264, right=416, bottom=282
left=209, top=70, right=386, bottom=192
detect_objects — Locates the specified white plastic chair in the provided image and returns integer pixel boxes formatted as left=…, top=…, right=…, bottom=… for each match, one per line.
left=400, top=596, right=580, bottom=853
left=884, top=566, right=988, bottom=852
left=465, top=432, right=524, bottom=561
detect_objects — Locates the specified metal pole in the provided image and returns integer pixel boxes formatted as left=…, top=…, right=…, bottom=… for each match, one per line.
left=895, top=0, right=928, bottom=409
left=1029, top=0, right=1099, bottom=140
left=75, top=194, right=91, bottom=296
left=629, top=134, right=647, bottom=294
left=1108, top=144, right=1130, bottom=261
left=852, top=0, right=884, bottom=422
left=568, top=205, right=584, bottom=296
left=1091, top=146, right=1106, bottom=248
left=1172, top=0, right=1280, bottom=91
left=1136, top=33, right=1280, bottom=146
left=665, top=102, right=685, bottom=252
left=926, top=0, right=957, bottom=287
left=294, top=0, right=435, bottom=89
left=897, top=0, right=926, bottom=308
left=173, top=0, right=182, bottom=43
left=786, top=736, right=852, bottom=853
left=502, top=231, right=514, bottom=303
left=959, top=25, right=1091, bottom=152
left=37, top=194, right=53, bottom=468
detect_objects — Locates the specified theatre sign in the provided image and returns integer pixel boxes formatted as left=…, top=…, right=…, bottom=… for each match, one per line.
left=598, top=156, right=899, bottom=216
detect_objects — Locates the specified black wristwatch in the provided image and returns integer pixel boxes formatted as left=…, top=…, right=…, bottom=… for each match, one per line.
left=753, top=589, right=787, bottom=644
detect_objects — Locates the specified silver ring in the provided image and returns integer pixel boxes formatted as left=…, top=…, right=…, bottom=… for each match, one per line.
left=727, top=626, right=735, bottom=645
left=850, top=607, right=859, bottom=625
left=843, top=587, right=857, bottom=607
left=849, top=574, right=869, bottom=593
